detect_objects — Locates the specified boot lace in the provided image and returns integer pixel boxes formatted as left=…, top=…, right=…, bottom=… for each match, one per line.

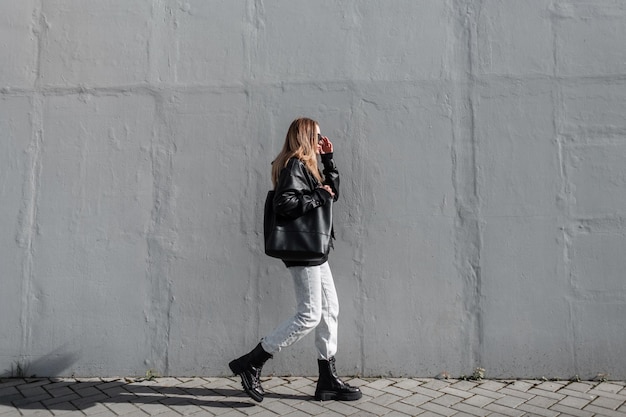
left=329, top=357, right=338, bottom=375
left=251, top=366, right=263, bottom=389
left=328, top=357, right=358, bottom=390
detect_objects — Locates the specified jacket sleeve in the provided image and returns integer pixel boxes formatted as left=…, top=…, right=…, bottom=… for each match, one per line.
left=321, top=153, right=340, bottom=202
left=273, top=159, right=333, bottom=219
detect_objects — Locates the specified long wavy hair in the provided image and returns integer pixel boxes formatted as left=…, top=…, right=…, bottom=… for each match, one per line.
left=271, top=118, right=323, bottom=187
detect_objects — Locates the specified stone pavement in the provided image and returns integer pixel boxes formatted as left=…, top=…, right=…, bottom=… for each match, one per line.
left=1, top=376, right=625, bottom=417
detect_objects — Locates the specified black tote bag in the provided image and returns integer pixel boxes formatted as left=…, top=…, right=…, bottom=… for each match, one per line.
left=263, top=190, right=333, bottom=261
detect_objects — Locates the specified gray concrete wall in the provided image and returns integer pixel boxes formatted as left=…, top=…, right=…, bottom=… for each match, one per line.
left=1, top=1, right=625, bottom=379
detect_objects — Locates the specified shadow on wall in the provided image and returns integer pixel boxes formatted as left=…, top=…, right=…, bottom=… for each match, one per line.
left=1, top=346, right=79, bottom=378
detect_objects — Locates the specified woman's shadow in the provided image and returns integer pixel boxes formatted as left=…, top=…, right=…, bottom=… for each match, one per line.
left=0, top=378, right=313, bottom=413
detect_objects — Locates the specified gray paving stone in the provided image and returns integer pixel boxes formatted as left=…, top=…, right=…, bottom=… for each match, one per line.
left=440, top=386, right=475, bottom=399
left=215, top=410, right=247, bottom=417
left=566, top=382, right=595, bottom=393
left=252, top=410, right=282, bottom=417
left=496, top=387, right=535, bottom=400
left=416, top=411, right=444, bottom=417
left=291, top=400, right=326, bottom=415
left=321, top=400, right=359, bottom=415
left=527, top=387, right=566, bottom=401
left=401, top=393, right=431, bottom=407
left=18, top=380, right=52, bottom=389
left=95, top=380, right=126, bottom=390
left=526, top=394, right=559, bottom=409
left=492, top=394, right=526, bottom=409
left=309, top=413, right=339, bottom=417
left=419, top=400, right=457, bottom=417
left=589, top=387, right=626, bottom=401
left=369, top=393, right=402, bottom=407
left=156, top=411, right=191, bottom=417
left=357, top=386, right=385, bottom=399
left=517, top=403, right=560, bottom=417
left=0, top=379, right=27, bottom=389
left=137, top=402, right=176, bottom=415
left=0, top=406, right=19, bottom=415
left=276, top=412, right=308, bottom=417
left=590, top=395, right=625, bottom=410
left=483, top=402, right=526, bottom=417
left=180, top=379, right=213, bottom=390
left=19, top=387, right=48, bottom=397
left=41, top=393, right=81, bottom=407
left=431, top=393, right=463, bottom=407
left=71, top=392, right=111, bottom=409
left=12, top=393, right=51, bottom=407
left=584, top=404, right=626, bottom=417
left=380, top=385, right=413, bottom=398
left=45, top=387, right=75, bottom=398
left=450, top=381, right=479, bottom=391
left=344, top=378, right=368, bottom=388
left=364, top=379, right=394, bottom=390
left=381, top=411, right=412, bottom=417
left=387, top=400, right=423, bottom=415
left=411, top=386, right=445, bottom=399
left=17, top=408, right=54, bottom=416
left=0, top=392, right=23, bottom=404
left=534, top=381, right=567, bottom=392
left=44, top=401, right=80, bottom=415
left=468, top=387, right=506, bottom=400
left=352, top=400, right=392, bottom=416
left=392, top=379, right=422, bottom=391
left=589, top=389, right=626, bottom=402
left=102, top=401, right=145, bottom=415
left=476, top=381, right=507, bottom=392
left=550, top=403, right=595, bottom=417
left=80, top=403, right=115, bottom=416
left=260, top=400, right=298, bottom=416
left=282, top=378, right=314, bottom=391
left=43, top=380, right=76, bottom=390
left=554, top=387, right=597, bottom=401
left=596, top=383, right=626, bottom=394
left=557, top=394, right=593, bottom=409
left=263, top=378, right=289, bottom=390
left=2, top=377, right=626, bottom=417
left=421, top=379, right=451, bottom=391
left=507, top=380, right=536, bottom=392
left=451, top=402, right=491, bottom=416
left=463, top=394, right=496, bottom=408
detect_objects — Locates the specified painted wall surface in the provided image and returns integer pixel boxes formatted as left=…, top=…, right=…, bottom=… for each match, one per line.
left=1, top=1, right=625, bottom=379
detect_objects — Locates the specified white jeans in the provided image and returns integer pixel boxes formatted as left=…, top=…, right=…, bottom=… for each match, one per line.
left=261, top=262, right=339, bottom=360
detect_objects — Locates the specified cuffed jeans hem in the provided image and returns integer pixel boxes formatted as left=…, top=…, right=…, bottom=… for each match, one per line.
left=260, top=339, right=278, bottom=356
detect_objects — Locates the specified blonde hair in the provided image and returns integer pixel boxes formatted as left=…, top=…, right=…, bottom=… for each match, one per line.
left=271, top=118, right=323, bottom=187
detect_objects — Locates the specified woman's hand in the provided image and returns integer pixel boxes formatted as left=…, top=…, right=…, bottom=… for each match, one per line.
left=319, top=136, right=333, bottom=154
left=319, top=184, right=335, bottom=198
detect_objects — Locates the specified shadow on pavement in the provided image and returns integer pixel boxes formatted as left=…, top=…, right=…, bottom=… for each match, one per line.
left=0, top=378, right=312, bottom=413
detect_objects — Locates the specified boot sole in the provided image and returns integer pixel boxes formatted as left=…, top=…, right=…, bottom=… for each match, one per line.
left=228, top=360, right=264, bottom=403
left=315, top=390, right=362, bottom=401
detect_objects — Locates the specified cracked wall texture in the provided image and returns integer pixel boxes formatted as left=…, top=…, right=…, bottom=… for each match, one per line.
left=1, top=1, right=625, bottom=378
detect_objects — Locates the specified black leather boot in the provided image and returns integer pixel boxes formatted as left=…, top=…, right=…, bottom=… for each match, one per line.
left=229, top=343, right=273, bottom=402
left=315, top=357, right=362, bottom=401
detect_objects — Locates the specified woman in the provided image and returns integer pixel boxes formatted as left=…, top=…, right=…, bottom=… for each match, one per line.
left=228, top=118, right=361, bottom=403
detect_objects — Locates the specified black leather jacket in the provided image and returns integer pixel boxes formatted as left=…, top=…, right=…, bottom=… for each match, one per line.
left=273, top=153, right=339, bottom=267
